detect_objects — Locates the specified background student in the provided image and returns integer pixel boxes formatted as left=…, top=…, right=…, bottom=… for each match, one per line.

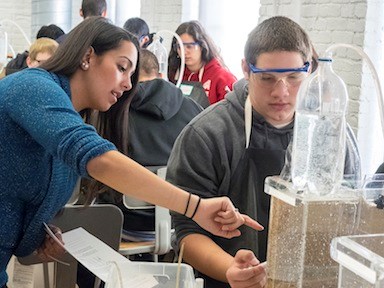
left=168, top=20, right=237, bottom=105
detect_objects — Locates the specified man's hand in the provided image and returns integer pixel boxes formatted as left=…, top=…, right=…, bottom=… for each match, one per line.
left=226, top=250, right=267, bottom=288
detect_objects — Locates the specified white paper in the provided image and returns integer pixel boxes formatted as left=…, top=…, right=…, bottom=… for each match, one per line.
left=61, top=227, right=158, bottom=287
left=12, top=258, right=34, bottom=288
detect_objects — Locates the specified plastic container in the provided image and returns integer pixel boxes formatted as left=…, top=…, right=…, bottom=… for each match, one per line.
left=330, top=234, right=384, bottom=287
left=105, top=261, right=203, bottom=288
left=147, top=35, right=168, bottom=81
left=291, top=58, right=349, bottom=195
left=265, top=176, right=361, bottom=287
left=265, top=174, right=384, bottom=287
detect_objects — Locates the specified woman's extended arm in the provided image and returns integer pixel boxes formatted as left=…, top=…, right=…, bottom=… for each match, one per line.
left=87, top=150, right=263, bottom=238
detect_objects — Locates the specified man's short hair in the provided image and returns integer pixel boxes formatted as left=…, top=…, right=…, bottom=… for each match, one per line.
left=139, top=49, right=159, bottom=77
left=245, top=16, right=312, bottom=66
left=81, top=0, right=107, bottom=18
left=36, top=24, right=65, bottom=40
left=123, top=17, right=150, bottom=40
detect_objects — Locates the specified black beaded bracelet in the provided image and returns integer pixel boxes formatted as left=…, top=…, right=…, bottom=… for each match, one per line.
left=190, top=197, right=201, bottom=219
left=183, top=192, right=192, bottom=216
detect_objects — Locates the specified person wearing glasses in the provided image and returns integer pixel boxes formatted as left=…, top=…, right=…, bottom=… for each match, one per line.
left=166, top=16, right=360, bottom=288
left=168, top=20, right=237, bottom=106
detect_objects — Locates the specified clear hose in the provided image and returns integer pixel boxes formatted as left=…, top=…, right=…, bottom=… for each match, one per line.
left=0, top=19, right=31, bottom=47
left=0, top=19, right=31, bottom=75
left=325, top=44, right=384, bottom=143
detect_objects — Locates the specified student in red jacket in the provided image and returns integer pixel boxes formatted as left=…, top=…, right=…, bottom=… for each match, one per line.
left=168, top=20, right=237, bottom=105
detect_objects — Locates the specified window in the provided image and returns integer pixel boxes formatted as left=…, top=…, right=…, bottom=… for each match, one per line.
left=198, top=0, right=260, bottom=78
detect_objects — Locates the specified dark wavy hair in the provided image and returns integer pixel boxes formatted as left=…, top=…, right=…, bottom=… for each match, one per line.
left=41, top=17, right=141, bottom=203
left=168, top=20, right=225, bottom=82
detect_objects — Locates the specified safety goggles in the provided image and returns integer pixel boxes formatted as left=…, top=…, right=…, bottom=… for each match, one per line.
left=174, top=42, right=200, bottom=51
left=248, top=62, right=310, bottom=88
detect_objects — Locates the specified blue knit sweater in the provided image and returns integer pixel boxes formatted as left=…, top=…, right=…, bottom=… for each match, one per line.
left=0, top=68, right=116, bottom=285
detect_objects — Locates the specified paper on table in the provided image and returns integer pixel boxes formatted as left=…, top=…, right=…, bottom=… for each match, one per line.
left=61, top=227, right=158, bottom=287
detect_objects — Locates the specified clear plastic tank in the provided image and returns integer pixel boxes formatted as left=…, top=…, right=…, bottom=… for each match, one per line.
left=265, top=175, right=384, bottom=288
left=331, top=234, right=384, bottom=288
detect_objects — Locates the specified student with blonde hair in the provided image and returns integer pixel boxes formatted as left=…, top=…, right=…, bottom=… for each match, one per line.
left=26, top=37, right=58, bottom=68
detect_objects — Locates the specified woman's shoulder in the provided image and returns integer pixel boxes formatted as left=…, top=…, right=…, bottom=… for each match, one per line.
left=4, top=68, right=55, bottom=87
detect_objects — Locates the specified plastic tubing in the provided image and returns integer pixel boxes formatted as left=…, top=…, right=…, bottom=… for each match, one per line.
left=0, top=19, right=31, bottom=47
left=155, top=30, right=185, bottom=88
left=325, top=43, right=384, bottom=142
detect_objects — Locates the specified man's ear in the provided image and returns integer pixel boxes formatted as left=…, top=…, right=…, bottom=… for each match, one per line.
left=79, top=8, right=84, bottom=18
left=26, top=56, right=32, bottom=68
left=101, top=10, right=107, bottom=17
left=140, top=35, right=150, bottom=48
left=241, top=58, right=250, bottom=80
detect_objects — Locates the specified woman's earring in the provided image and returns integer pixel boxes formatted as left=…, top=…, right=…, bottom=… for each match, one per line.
left=81, top=62, right=89, bottom=70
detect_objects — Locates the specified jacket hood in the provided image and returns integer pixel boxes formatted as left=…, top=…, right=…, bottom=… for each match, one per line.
left=5, top=51, right=29, bottom=75
left=225, top=78, right=248, bottom=110
left=130, top=78, right=184, bottom=120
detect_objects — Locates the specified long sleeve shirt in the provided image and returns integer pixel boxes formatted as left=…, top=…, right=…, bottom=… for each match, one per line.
left=0, top=68, right=116, bottom=286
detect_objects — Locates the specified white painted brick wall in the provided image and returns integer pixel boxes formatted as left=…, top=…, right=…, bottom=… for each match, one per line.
left=0, top=0, right=32, bottom=54
left=141, top=0, right=182, bottom=33
left=260, top=1, right=365, bottom=128
left=141, top=0, right=183, bottom=50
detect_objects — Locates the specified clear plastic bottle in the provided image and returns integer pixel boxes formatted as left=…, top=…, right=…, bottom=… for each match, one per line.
left=291, top=57, right=348, bottom=195
left=147, top=35, right=168, bottom=81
